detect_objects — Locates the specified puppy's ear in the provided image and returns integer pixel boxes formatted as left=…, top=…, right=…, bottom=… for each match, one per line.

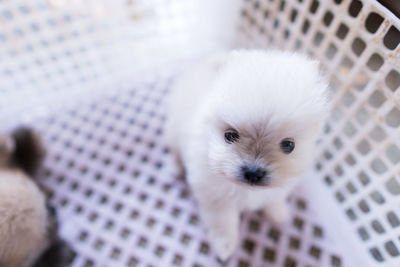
left=11, top=127, right=45, bottom=176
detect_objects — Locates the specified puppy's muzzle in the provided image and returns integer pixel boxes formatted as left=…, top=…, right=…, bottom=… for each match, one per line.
left=241, top=166, right=268, bottom=185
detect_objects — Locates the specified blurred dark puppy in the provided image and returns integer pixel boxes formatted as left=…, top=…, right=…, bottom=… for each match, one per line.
left=0, top=127, right=71, bottom=267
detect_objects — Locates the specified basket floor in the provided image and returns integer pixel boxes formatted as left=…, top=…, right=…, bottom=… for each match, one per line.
left=35, top=77, right=345, bottom=267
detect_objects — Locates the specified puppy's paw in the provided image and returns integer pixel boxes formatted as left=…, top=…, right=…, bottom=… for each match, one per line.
left=263, top=202, right=290, bottom=224
left=209, top=231, right=238, bottom=261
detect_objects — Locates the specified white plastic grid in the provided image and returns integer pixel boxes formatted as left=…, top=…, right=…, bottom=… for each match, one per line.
left=237, top=0, right=399, bottom=266
left=35, top=80, right=344, bottom=267
left=0, top=0, right=210, bottom=128
left=0, top=0, right=398, bottom=266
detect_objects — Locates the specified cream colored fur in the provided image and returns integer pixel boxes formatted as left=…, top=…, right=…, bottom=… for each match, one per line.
left=0, top=169, right=49, bottom=267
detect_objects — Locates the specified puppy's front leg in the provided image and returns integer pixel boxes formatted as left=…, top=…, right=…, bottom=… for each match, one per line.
left=196, top=196, right=239, bottom=261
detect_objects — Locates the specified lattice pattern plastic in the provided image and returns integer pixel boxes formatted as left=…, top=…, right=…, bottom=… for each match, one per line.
left=0, top=0, right=203, bottom=128
left=34, top=81, right=344, bottom=267
left=0, top=0, right=399, bottom=267
left=238, top=0, right=399, bottom=266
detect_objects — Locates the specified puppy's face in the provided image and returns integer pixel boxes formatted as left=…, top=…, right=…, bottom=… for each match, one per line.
left=208, top=116, right=321, bottom=188
left=204, top=51, right=329, bottom=188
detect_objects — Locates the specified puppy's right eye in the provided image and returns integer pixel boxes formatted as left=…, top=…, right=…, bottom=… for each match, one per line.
left=224, top=130, right=240, bottom=144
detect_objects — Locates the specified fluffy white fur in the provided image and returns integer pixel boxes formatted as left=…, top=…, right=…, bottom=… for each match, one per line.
left=166, top=50, right=329, bottom=260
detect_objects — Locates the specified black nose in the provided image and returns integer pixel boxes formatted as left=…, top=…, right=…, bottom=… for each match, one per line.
left=241, top=166, right=267, bottom=184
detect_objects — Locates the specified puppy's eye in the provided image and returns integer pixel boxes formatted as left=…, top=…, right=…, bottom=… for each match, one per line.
left=224, top=129, right=240, bottom=144
left=280, top=138, right=295, bottom=154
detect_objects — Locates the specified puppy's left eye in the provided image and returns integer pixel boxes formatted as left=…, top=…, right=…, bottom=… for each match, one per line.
left=224, top=129, right=240, bottom=144
left=280, top=138, right=295, bottom=153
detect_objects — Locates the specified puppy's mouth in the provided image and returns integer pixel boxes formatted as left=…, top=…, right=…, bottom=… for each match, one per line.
left=225, top=175, right=271, bottom=188
left=239, top=178, right=270, bottom=187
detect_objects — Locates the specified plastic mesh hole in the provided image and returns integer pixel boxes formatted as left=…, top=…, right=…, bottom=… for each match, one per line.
left=263, top=247, right=276, bottom=262
left=355, top=107, right=369, bottom=125
left=180, top=233, right=191, bottom=245
left=366, top=53, right=384, bottom=71
left=358, top=172, right=370, bottom=186
left=248, top=219, right=261, bottom=233
left=386, top=144, right=400, bottom=164
left=154, top=246, right=165, bottom=257
left=313, top=32, right=324, bottom=46
left=387, top=211, right=400, bottom=228
left=289, top=236, right=301, bottom=249
left=293, top=217, right=305, bottom=231
left=333, top=137, right=343, bottom=150
left=242, top=239, right=256, bottom=254
left=356, top=139, right=371, bottom=155
left=346, top=182, right=357, bottom=194
left=343, top=121, right=357, bottom=138
left=309, top=0, right=319, bottom=14
left=385, top=107, right=400, bottom=128
left=371, top=220, right=385, bottom=234
left=110, top=248, right=121, bottom=260
left=120, top=228, right=131, bottom=240
left=172, top=254, right=183, bottom=266
left=84, top=259, right=94, bottom=267
left=331, top=255, right=342, bottom=267
left=127, top=257, right=139, bottom=267
left=279, top=0, right=286, bottom=11
left=368, top=90, right=386, bottom=108
left=94, top=239, right=104, bottom=250
left=369, top=126, right=387, bottom=142
left=341, top=91, right=355, bottom=107
left=313, top=225, right=323, bottom=238
left=384, top=241, right=399, bottom=257
left=370, top=158, right=388, bottom=174
left=268, top=227, right=281, bottom=243
left=336, top=23, right=349, bottom=40
left=335, top=191, right=345, bottom=203
left=385, top=70, right=400, bottom=92
left=357, top=227, right=370, bottom=241
left=348, top=0, right=362, bottom=17
left=302, top=19, right=311, bottom=34
left=383, top=26, right=400, bottom=50
left=237, top=259, right=250, bottom=267
left=199, top=242, right=210, bottom=255
left=351, top=37, right=366, bottom=56
left=326, top=43, right=338, bottom=59
left=365, top=12, right=384, bottom=34
left=345, top=208, right=357, bottom=221
left=284, top=257, right=296, bottom=267
left=370, top=190, right=385, bottom=204
left=323, top=11, right=334, bottom=26
left=309, top=245, right=322, bottom=259
left=290, top=8, right=298, bottom=22
left=385, top=177, right=400, bottom=195
left=358, top=200, right=370, bottom=213
left=339, top=56, right=354, bottom=76
left=370, top=247, right=384, bottom=262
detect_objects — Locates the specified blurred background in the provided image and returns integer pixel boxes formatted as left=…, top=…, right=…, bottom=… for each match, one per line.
left=0, top=0, right=240, bottom=128
left=0, top=0, right=399, bottom=267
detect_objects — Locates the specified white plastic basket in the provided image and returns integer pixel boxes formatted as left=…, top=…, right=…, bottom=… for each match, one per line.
left=0, top=0, right=398, bottom=267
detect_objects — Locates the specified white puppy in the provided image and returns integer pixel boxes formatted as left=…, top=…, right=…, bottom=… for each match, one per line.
left=166, top=50, right=329, bottom=260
